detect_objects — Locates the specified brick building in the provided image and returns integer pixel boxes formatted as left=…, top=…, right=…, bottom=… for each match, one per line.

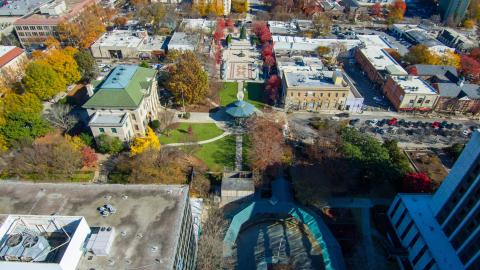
left=383, top=75, right=439, bottom=111
left=355, top=47, right=408, bottom=87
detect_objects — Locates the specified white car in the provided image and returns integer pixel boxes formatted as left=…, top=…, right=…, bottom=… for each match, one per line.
left=368, top=119, right=379, bottom=126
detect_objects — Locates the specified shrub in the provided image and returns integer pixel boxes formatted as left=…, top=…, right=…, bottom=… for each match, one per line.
left=402, top=172, right=434, bottom=193
left=79, top=132, right=94, bottom=147
left=150, top=120, right=161, bottom=131
left=96, top=134, right=124, bottom=154
left=184, top=112, right=191, bottom=119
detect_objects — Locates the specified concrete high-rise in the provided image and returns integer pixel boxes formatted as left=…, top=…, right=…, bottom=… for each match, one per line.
left=439, top=0, right=472, bottom=25
left=388, top=131, right=480, bottom=270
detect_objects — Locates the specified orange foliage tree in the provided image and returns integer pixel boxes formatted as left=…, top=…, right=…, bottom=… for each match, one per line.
left=58, top=4, right=115, bottom=48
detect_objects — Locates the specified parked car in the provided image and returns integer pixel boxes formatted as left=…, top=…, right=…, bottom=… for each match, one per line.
left=388, top=118, right=398, bottom=126
left=336, top=112, right=350, bottom=118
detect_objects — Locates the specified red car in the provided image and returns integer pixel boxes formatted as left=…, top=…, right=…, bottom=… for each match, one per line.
left=388, top=117, right=398, bottom=125
left=431, top=121, right=441, bottom=129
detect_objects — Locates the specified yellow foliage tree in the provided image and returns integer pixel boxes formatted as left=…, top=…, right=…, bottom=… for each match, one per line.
left=130, top=127, right=161, bottom=156
left=35, top=47, right=80, bottom=84
left=65, top=135, right=86, bottom=151
left=232, top=0, right=248, bottom=13
left=437, top=51, right=461, bottom=69
left=463, top=19, right=476, bottom=29
left=44, top=36, right=60, bottom=49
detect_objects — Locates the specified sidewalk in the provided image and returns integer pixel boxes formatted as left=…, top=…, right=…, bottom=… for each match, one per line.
left=163, top=131, right=232, bottom=147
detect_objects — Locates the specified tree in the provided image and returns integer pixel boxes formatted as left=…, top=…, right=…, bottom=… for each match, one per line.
left=22, top=61, right=66, bottom=100
left=113, top=16, right=128, bottom=26
left=226, top=34, right=232, bottom=46
left=403, top=45, right=438, bottom=65
left=265, top=75, right=280, bottom=103
left=1, top=92, right=42, bottom=115
left=96, top=134, right=124, bottom=154
left=262, top=43, right=273, bottom=58
left=0, top=112, right=50, bottom=146
left=35, top=47, right=81, bottom=85
left=460, top=55, right=480, bottom=83
left=463, top=19, right=476, bottom=28
left=79, top=132, right=94, bottom=147
left=81, top=146, right=98, bottom=167
left=130, top=127, right=161, bottom=156
left=386, top=0, right=407, bottom=24
left=231, top=0, right=249, bottom=13
left=166, top=51, right=209, bottom=105
left=371, top=2, right=382, bottom=17
left=445, top=143, right=465, bottom=162
left=239, top=25, right=247, bottom=39
left=402, top=172, right=433, bottom=193
left=316, top=46, right=331, bottom=57
left=139, top=60, right=150, bottom=68
left=263, top=55, right=276, bottom=73
left=213, top=29, right=224, bottom=44
left=150, top=120, right=161, bottom=131
left=44, top=103, right=78, bottom=132
left=226, top=18, right=234, bottom=32
left=196, top=201, right=227, bottom=270
left=247, top=115, right=292, bottom=184
left=438, top=51, right=461, bottom=69
left=312, top=13, right=331, bottom=37
left=74, top=49, right=98, bottom=82
left=8, top=136, right=82, bottom=179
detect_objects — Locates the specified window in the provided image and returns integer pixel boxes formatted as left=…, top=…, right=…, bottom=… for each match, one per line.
left=135, top=125, right=139, bottom=130
left=425, top=100, right=430, bottom=104
left=400, top=220, right=414, bottom=240
left=320, top=93, right=323, bottom=97
left=29, top=26, right=35, bottom=30
left=408, top=232, right=420, bottom=248
left=304, top=92, right=308, bottom=97
left=312, top=93, right=316, bottom=97
left=290, top=92, right=294, bottom=97
left=335, top=93, right=338, bottom=97
left=342, top=93, right=346, bottom=97
left=328, top=93, right=331, bottom=97
left=412, top=245, right=428, bottom=265
left=417, top=99, right=424, bottom=103
left=111, top=128, right=117, bottom=133
left=409, top=99, right=414, bottom=103
left=131, top=114, right=136, bottom=120
left=36, top=26, right=42, bottom=30
left=298, top=93, right=301, bottom=97
left=99, top=128, right=105, bottom=133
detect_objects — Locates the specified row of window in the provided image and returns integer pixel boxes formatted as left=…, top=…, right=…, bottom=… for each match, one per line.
left=16, top=25, right=55, bottom=31
left=290, top=92, right=347, bottom=98
left=18, top=32, right=52, bottom=37
left=408, top=98, right=431, bottom=104
left=99, top=128, right=117, bottom=133
left=436, top=158, right=480, bottom=226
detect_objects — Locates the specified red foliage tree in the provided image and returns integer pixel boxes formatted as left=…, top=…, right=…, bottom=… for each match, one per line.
left=265, top=75, right=280, bottom=103
left=226, top=18, right=234, bottom=30
left=392, top=0, right=406, bottom=13
left=213, top=29, right=224, bottom=44
left=264, top=55, right=276, bottom=69
left=81, top=146, right=97, bottom=168
left=217, top=18, right=226, bottom=30
left=407, top=66, right=418, bottom=75
left=402, top=172, right=433, bottom=193
left=371, top=2, right=382, bottom=17
left=261, top=44, right=273, bottom=58
left=214, top=45, right=222, bottom=65
left=260, top=31, right=272, bottom=44
left=267, top=74, right=281, bottom=89
left=460, top=55, right=480, bottom=83
left=252, top=21, right=268, bottom=37
left=468, top=47, right=480, bottom=62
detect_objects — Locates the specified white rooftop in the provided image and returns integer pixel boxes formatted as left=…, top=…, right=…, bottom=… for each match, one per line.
left=360, top=48, right=407, bottom=74
left=284, top=70, right=348, bottom=89
left=89, top=112, right=127, bottom=126
left=92, top=30, right=144, bottom=48
left=391, top=75, right=438, bottom=94
left=180, top=18, right=215, bottom=31
left=397, top=195, right=464, bottom=270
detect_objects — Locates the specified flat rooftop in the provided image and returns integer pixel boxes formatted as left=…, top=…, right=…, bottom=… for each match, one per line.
left=0, top=0, right=52, bottom=16
left=89, top=112, right=127, bottom=126
left=92, top=30, right=144, bottom=48
left=168, top=32, right=199, bottom=48
left=391, top=75, right=437, bottom=94
left=360, top=47, right=407, bottom=74
left=14, top=0, right=94, bottom=25
left=397, top=194, right=464, bottom=270
left=0, top=182, right=190, bottom=270
left=284, top=70, right=349, bottom=90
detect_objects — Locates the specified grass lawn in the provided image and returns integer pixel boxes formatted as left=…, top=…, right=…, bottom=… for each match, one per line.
left=19, top=171, right=95, bottom=182
left=219, top=81, right=265, bottom=109
left=193, top=135, right=236, bottom=172
left=159, top=123, right=224, bottom=144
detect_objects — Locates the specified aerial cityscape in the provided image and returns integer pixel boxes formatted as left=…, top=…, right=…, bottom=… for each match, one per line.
left=0, top=0, right=479, bottom=269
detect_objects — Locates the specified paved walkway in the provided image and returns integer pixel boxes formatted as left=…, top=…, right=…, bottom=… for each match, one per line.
left=163, top=131, right=232, bottom=147
left=235, top=135, right=243, bottom=171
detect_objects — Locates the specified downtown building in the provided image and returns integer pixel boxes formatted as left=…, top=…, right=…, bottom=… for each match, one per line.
left=388, top=131, right=480, bottom=270
left=439, top=0, right=471, bottom=25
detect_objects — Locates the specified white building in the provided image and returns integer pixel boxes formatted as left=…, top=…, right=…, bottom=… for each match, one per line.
left=388, top=132, right=480, bottom=270
left=82, top=65, right=161, bottom=142
left=167, top=32, right=200, bottom=51
left=352, top=0, right=395, bottom=6
left=0, top=215, right=91, bottom=270
left=90, top=30, right=167, bottom=60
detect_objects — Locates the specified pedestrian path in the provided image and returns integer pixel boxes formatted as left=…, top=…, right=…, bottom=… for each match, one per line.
left=235, top=135, right=243, bottom=171
left=163, top=131, right=231, bottom=147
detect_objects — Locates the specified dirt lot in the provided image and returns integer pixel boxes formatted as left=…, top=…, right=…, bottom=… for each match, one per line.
left=405, top=150, right=449, bottom=185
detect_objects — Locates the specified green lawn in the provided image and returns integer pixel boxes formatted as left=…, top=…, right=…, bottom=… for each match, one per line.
left=159, top=123, right=224, bottom=144
left=193, top=135, right=236, bottom=172
left=219, top=81, right=265, bottom=109
left=19, top=171, right=95, bottom=182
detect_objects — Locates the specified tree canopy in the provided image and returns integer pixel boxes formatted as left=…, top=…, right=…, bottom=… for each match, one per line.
left=22, top=61, right=67, bottom=100
left=130, top=127, right=161, bottom=156
left=74, top=49, right=98, bottom=82
left=166, top=51, right=209, bottom=105
left=0, top=112, right=50, bottom=146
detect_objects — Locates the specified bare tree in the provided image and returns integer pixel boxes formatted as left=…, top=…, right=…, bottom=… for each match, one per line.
left=158, top=109, right=175, bottom=132
left=45, top=104, right=78, bottom=132
left=196, top=200, right=227, bottom=270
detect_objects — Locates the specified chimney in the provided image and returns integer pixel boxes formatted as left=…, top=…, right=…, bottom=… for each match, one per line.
left=86, top=84, right=94, bottom=97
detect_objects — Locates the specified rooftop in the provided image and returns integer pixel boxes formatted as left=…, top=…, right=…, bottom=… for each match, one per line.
left=436, top=83, right=480, bottom=99
left=91, top=30, right=145, bottom=48
left=0, top=0, right=52, bottom=16
left=14, top=0, right=95, bottom=26
left=179, top=18, right=215, bottom=32
left=360, top=48, right=407, bottom=75
left=397, top=194, right=464, bottom=270
left=0, top=182, right=190, bottom=270
left=83, top=65, right=156, bottom=109
left=284, top=70, right=349, bottom=90
left=0, top=45, right=24, bottom=68
left=89, top=112, right=128, bottom=127
left=391, top=75, right=438, bottom=94
left=168, top=32, right=199, bottom=50
left=408, top=64, right=458, bottom=82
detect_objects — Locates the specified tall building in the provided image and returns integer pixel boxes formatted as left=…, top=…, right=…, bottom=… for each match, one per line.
left=439, top=0, right=471, bottom=25
left=388, top=131, right=480, bottom=270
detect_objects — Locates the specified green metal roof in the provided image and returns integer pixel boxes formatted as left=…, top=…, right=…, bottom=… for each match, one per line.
left=83, top=65, right=157, bottom=109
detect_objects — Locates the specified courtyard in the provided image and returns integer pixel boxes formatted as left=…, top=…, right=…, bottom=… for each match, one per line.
left=222, top=39, right=262, bottom=81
